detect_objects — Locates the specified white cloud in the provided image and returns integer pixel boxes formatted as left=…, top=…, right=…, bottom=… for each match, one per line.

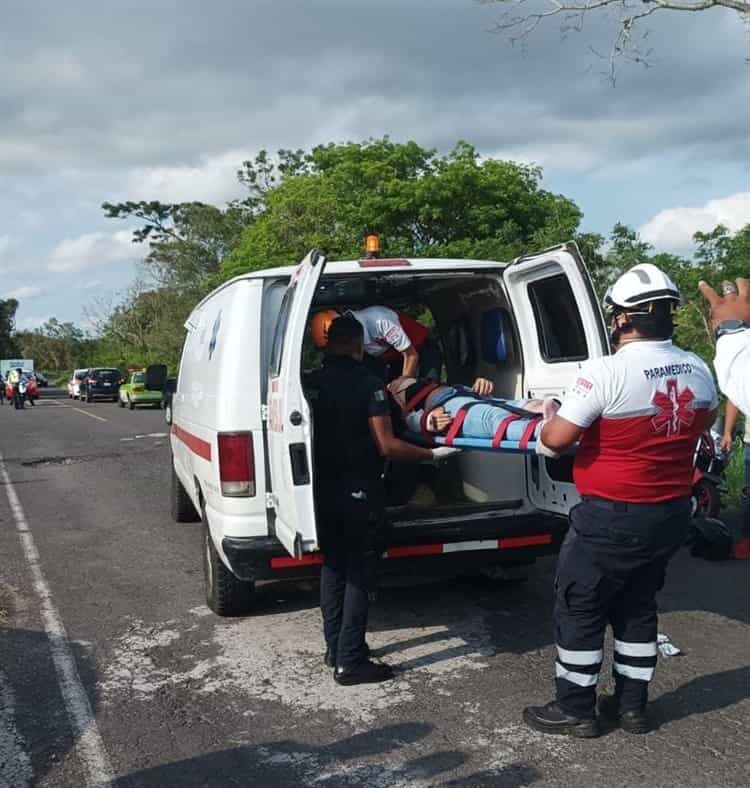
left=639, top=192, right=750, bottom=254
left=15, top=315, right=46, bottom=331
left=123, top=149, right=249, bottom=204
left=3, top=285, right=42, bottom=300
left=47, top=230, right=141, bottom=273
left=74, top=278, right=103, bottom=290
left=0, top=234, right=12, bottom=257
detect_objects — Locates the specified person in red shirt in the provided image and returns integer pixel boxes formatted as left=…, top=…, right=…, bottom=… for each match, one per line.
left=523, top=264, right=718, bottom=739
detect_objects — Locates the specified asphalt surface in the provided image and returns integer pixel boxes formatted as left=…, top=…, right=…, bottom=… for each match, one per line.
left=1, top=388, right=749, bottom=787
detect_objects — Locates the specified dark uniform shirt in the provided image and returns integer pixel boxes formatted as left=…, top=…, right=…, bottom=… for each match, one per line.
left=304, top=356, right=391, bottom=486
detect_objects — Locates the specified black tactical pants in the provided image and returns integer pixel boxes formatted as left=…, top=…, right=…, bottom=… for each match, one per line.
left=318, top=481, right=384, bottom=670
left=554, top=496, right=691, bottom=717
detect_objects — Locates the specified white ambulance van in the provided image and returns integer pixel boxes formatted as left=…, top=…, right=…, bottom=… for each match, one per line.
left=170, top=243, right=609, bottom=615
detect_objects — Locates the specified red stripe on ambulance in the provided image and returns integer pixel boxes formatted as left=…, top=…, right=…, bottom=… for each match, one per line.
left=172, top=424, right=212, bottom=461
left=269, top=534, right=553, bottom=569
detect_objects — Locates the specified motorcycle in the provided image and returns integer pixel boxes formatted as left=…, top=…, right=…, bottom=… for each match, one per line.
left=5, top=377, right=38, bottom=409
left=691, top=424, right=730, bottom=518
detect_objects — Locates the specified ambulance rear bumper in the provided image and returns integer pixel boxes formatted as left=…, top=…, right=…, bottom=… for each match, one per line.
left=222, top=512, right=567, bottom=582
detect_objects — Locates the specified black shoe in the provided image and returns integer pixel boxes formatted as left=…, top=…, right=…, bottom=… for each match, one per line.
left=597, top=694, right=650, bottom=734
left=324, top=642, right=370, bottom=668
left=522, top=701, right=600, bottom=738
left=334, top=659, right=394, bottom=686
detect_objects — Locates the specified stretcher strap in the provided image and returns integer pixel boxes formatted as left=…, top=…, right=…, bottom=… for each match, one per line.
left=492, top=414, right=521, bottom=449
left=519, top=417, right=542, bottom=451
left=444, top=404, right=473, bottom=446
left=403, top=383, right=440, bottom=414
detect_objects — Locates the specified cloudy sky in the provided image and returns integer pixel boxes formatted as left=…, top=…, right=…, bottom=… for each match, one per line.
left=2, top=0, right=749, bottom=331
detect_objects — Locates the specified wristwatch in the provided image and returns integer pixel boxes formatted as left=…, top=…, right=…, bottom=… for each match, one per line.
left=714, top=320, right=750, bottom=340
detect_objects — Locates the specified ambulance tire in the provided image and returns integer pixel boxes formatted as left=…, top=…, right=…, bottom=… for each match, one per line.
left=128, top=397, right=135, bottom=410
left=171, top=464, right=200, bottom=523
left=202, top=517, right=255, bottom=616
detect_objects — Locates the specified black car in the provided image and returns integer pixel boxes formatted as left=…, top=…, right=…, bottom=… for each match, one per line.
left=161, top=377, right=177, bottom=424
left=34, top=371, right=49, bottom=387
left=79, top=368, right=122, bottom=402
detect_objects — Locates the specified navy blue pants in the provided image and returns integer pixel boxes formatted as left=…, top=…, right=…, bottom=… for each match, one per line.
left=318, top=483, right=383, bottom=670
left=554, top=496, right=691, bottom=716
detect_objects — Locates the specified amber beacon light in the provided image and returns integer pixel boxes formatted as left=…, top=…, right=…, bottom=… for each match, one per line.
left=364, top=234, right=381, bottom=258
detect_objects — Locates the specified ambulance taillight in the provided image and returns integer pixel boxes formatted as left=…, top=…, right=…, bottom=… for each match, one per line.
left=218, top=433, right=256, bottom=497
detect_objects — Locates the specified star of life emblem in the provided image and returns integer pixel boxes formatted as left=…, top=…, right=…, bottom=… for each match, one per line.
left=651, top=378, right=695, bottom=437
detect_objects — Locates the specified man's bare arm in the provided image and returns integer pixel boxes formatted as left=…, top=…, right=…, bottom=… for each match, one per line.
left=369, top=414, right=434, bottom=462
left=401, top=345, right=419, bottom=378
left=540, top=416, right=584, bottom=453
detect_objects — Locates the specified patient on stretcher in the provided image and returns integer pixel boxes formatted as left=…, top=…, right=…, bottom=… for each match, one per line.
left=388, top=376, right=560, bottom=443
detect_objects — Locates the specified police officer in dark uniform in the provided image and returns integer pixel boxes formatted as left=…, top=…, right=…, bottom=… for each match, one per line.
left=523, top=265, right=718, bottom=737
left=305, top=315, right=457, bottom=686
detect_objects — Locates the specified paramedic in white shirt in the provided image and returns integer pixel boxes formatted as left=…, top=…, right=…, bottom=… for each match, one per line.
left=311, top=306, right=440, bottom=380
left=699, top=277, right=750, bottom=559
left=523, top=264, right=718, bottom=740
left=698, top=277, right=750, bottom=418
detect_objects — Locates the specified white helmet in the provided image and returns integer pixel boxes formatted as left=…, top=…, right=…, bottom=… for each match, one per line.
left=603, top=263, right=681, bottom=316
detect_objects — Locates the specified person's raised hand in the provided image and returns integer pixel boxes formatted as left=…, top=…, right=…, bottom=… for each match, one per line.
left=472, top=377, right=494, bottom=396
left=698, top=278, right=750, bottom=331
left=427, top=407, right=453, bottom=433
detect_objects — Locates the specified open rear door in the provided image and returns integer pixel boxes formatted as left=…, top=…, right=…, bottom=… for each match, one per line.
left=503, top=242, right=609, bottom=516
left=266, top=249, right=326, bottom=557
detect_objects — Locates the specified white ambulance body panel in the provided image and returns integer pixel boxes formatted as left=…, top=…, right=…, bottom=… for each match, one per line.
left=171, top=243, right=608, bottom=614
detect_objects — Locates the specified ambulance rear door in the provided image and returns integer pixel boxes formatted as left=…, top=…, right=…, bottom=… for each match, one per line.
left=503, top=242, right=609, bottom=516
left=266, top=249, right=326, bottom=557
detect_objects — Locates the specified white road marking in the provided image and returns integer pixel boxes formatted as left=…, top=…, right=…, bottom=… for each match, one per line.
left=135, top=433, right=167, bottom=439
left=0, top=453, right=115, bottom=787
left=70, top=407, right=108, bottom=423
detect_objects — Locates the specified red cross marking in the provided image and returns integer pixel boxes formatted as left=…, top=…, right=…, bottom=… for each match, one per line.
left=651, top=378, right=696, bottom=437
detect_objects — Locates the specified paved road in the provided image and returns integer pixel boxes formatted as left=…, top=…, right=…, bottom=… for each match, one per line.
left=1, top=388, right=749, bottom=787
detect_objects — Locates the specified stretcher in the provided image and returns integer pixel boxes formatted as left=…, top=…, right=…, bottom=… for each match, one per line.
left=404, top=431, right=542, bottom=453
left=401, top=384, right=545, bottom=454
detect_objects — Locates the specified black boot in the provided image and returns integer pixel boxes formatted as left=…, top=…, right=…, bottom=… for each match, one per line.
left=324, top=641, right=370, bottom=668
left=522, top=701, right=600, bottom=738
left=334, top=659, right=394, bottom=686
left=597, top=694, right=650, bottom=734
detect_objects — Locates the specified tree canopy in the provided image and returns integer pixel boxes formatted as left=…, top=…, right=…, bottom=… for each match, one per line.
left=222, top=139, right=590, bottom=279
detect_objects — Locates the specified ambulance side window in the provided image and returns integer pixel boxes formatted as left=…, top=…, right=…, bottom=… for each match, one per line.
left=527, top=274, right=588, bottom=362
left=269, top=285, right=296, bottom=377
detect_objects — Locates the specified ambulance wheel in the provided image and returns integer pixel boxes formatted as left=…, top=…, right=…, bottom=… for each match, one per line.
left=128, top=397, right=135, bottom=410
left=171, top=465, right=200, bottom=523
left=202, top=518, right=255, bottom=616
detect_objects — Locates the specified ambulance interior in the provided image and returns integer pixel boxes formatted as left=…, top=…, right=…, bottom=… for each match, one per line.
left=305, top=269, right=578, bottom=519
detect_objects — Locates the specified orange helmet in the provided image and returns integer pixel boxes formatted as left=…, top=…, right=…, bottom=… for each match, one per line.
left=311, top=309, right=339, bottom=349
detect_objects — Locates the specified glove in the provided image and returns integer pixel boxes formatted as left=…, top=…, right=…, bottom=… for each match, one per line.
left=431, top=446, right=462, bottom=461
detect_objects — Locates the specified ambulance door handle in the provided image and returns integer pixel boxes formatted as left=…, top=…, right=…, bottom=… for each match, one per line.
left=289, top=410, right=303, bottom=426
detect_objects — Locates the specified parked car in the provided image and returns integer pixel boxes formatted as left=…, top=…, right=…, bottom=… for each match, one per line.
left=79, top=368, right=122, bottom=402
left=68, top=369, right=89, bottom=399
left=34, top=371, right=49, bottom=387
left=170, top=242, right=609, bottom=616
left=161, top=377, right=177, bottom=424
left=119, top=365, right=167, bottom=410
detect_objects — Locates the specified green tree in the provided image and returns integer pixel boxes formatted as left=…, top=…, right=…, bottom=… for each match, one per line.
left=222, top=139, right=588, bottom=279
left=15, top=318, right=91, bottom=373
left=0, top=299, right=19, bottom=357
